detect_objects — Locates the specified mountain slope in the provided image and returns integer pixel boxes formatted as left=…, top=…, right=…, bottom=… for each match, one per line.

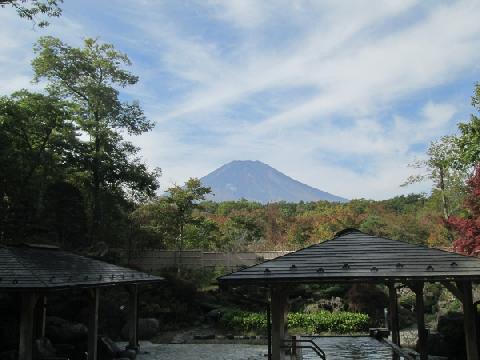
left=200, top=160, right=347, bottom=203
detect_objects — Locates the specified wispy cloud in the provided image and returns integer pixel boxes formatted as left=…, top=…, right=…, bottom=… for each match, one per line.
left=1, top=0, right=479, bottom=199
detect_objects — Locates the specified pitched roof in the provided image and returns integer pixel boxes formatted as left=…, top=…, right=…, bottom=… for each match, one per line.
left=0, top=244, right=163, bottom=290
left=218, top=229, right=480, bottom=285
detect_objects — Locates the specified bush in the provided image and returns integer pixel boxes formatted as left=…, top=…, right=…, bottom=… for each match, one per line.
left=220, top=310, right=369, bottom=334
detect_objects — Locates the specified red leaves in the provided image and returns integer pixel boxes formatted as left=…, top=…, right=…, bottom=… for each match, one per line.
left=447, top=165, right=480, bottom=255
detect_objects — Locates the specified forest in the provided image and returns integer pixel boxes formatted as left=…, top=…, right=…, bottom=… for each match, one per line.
left=1, top=1, right=480, bottom=258
left=0, top=33, right=480, bottom=256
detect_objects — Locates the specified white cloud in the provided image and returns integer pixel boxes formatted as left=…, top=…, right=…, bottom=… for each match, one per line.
left=1, top=0, right=478, bottom=200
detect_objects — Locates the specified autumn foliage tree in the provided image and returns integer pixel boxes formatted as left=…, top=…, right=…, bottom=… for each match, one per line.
left=447, top=165, right=480, bottom=255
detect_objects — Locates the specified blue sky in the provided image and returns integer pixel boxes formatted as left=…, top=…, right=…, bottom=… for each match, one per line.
left=1, top=0, right=480, bottom=199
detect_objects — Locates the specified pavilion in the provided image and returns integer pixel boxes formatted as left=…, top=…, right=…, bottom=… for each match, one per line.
left=218, top=228, right=480, bottom=360
left=0, top=243, right=164, bottom=360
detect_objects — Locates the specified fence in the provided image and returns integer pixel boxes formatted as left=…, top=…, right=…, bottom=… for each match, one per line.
left=124, top=249, right=291, bottom=271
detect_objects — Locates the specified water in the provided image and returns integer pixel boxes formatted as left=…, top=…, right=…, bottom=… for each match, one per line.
left=303, top=336, right=395, bottom=359
left=133, top=337, right=396, bottom=359
left=135, top=342, right=266, bottom=360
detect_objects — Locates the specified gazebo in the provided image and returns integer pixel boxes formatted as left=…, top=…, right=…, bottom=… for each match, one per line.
left=0, top=243, right=164, bottom=360
left=218, top=228, right=480, bottom=360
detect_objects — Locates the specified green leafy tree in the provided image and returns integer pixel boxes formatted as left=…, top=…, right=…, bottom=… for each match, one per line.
left=403, top=136, right=463, bottom=220
left=0, top=0, right=62, bottom=27
left=166, top=178, right=211, bottom=255
left=457, top=83, right=480, bottom=168
left=0, top=90, right=80, bottom=242
left=32, top=36, right=159, bottom=243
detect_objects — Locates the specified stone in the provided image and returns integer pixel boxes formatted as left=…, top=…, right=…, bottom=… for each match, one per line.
left=121, top=318, right=160, bottom=340
left=206, top=309, right=222, bottom=322
left=436, top=312, right=465, bottom=358
left=193, top=333, right=215, bottom=340
left=0, top=350, right=17, bottom=360
left=98, top=336, right=136, bottom=360
left=425, top=333, right=454, bottom=357
left=45, top=316, right=88, bottom=344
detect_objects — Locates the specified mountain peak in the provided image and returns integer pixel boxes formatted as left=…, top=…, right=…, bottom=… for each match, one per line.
left=200, top=160, right=347, bottom=203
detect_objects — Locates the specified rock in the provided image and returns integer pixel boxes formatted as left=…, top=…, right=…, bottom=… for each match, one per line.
left=0, top=350, right=17, bottom=360
left=122, top=318, right=159, bottom=340
left=34, top=337, right=57, bottom=358
left=425, top=333, right=454, bottom=357
left=193, top=333, right=215, bottom=340
left=437, top=312, right=464, bottom=340
left=206, top=309, right=222, bottom=322
left=436, top=312, right=466, bottom=358
left=45, top=316, right=88, bottom=344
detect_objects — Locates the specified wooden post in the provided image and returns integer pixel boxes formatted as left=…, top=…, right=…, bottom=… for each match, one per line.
left=411, top=282, right=427, bottom=360
left=271, top=286, right=288, bottom=360
left=87, top=288, right=100, bottom=360
left=388, top=283, right=400, bottom=346
left=267, top=301, right=272, bottom=360
left=459, top=281, right=479, bottom=360
left=35, top=295, right=47, bottom=339
left=19, top=292, right=37, bottom=360
left=126, top=284, right=139, bottom=352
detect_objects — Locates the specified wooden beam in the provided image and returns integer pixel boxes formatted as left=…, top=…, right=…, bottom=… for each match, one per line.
left=126, top=284, right=139, bottom=352
left=19, top=292, right=38, bottom=360
left=271, top=286, right=288, bottom=360
left=87, top=288, right=100, bottom=360
left=459, top=281, right=479, bottom=360
left=388, top=283, right=400, bottom=346
left=409, top=282, right=428, bottom=360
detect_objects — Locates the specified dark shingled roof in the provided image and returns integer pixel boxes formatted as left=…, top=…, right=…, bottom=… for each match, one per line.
left=0, top=244, right=163, bottom=290
left=218, top=229, right=480, bottom=285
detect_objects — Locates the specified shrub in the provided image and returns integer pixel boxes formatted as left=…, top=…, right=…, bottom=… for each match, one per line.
left=220, top=310, right=369, bottom=334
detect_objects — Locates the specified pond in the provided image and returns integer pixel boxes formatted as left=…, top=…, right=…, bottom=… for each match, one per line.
left=133, top=337, right=398, bottom=359
left=135, top=342, right=266, bottom=360
left=303, top=336, right=396, bottom=360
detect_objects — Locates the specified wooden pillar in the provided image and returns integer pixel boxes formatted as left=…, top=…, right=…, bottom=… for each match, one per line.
left=87, top=288, right=100, bottom=360
left=267, top=301, right=272, bottom=360
left=460, top=281, right=479, bottom=360
left=388, top=283, right=400, bottom=346
left=19, top=292, right=37, bottom=360
left=126, top=284, right=139, bottom=352
left=35, top=295, right=47, bottom=339
left=412, top=282, right=428, bottom=360
left=271, top=286, right=288, bottom=360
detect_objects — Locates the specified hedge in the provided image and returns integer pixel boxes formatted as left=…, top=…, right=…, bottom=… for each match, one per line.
left=221, top=310, right=369, bottom=334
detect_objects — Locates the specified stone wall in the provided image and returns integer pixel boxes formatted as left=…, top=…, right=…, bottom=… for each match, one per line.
left=122, top=250, right=290, bottom=271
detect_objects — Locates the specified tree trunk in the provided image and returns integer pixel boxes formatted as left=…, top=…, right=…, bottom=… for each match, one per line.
left=91, top=113, right=101, bottom=245
left=439, top=167, right=449, bottom=220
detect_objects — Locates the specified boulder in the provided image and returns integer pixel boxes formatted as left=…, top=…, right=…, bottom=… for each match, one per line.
left=98, top=336, right=136, bottom=360
left=45, top=316, right=88, bottom=344
left=436, top=312, right=466, bottom=358
left=206, top=309, right=222, bottom=322
left=425, top=333, right=455, bottom=358
left=437, top=312, right=464, bottom=339
left=122, top=318, right=159, bottom=340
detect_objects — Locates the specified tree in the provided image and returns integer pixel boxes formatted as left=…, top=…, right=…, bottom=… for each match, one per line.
left=447, top=165, right=480, bottom=255
left=402, top=136, right=464, bottom=220
left=0, top=90, right=80, bottom=242
left=457, top=83, right=480, bottom=168
left=166, top=178, right=211, bottom=256
left=0, top=0, right=62, bottom=27
left=32, top=36, right=159, bottom=243
left=131, top=179, right=212, bottom=255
